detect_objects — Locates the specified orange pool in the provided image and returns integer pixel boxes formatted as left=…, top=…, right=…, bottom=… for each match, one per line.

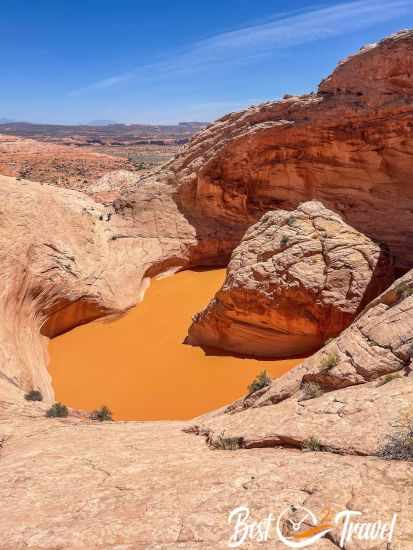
left=48, top=269, right=302, bottom=420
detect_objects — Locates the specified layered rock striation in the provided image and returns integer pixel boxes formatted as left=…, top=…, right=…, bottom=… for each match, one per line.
left=187, top=201, right=394, bottom=357
left=164, top=30, right=413, bottom=271
left=193, top=269, right=413, bottom=457
left=0, top=173, right=197, bottom=402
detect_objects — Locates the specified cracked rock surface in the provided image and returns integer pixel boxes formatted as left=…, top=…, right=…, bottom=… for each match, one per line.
left=1, top=402, right=413, bottom=549
left=186, top=201, right=394, bottom=357
left=193, top=271, right=413, bottom=458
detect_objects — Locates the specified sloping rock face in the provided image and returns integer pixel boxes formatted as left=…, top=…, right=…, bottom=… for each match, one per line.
left=187, top=270, right=413, bottom=485
left=162, top=30, right=413, bottom=271
left=187, top=201, right=394, bottom=357
left=0, top=174, right=198, bottom=402
left=1, top=405, right=412, bottom=549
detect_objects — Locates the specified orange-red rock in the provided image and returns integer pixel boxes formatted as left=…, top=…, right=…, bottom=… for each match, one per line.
left=166, top=30, right=413, bottom=271
left=187, top=201, right=394, bottom=357
left=0, top=134, right=135, bottom=190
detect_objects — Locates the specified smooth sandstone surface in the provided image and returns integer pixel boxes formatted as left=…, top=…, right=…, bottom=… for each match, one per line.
left=187, top=201, right=394, bottom=357
left=1, top=406, right=412, bottom=549
left=1, top=407, right=413, bottom=549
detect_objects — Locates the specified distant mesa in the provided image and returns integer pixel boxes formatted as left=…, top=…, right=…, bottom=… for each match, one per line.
left=86, top=120, right=119, bottom=126
left=0, top=117, right=15, bottom=124
left=179, top=121, right=209, bottom=127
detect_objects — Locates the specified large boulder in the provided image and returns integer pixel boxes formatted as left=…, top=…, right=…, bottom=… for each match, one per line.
left=186, top=201, right=394, bottom=357
left=220, top=268, right=413, bottom=414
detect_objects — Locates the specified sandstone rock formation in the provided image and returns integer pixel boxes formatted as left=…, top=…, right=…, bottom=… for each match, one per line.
left=162, top=29, right=413, bottom=271
left=2, top=274, right=413, bottom=548
left=187, top=269, right=413, bottom=488
left=2, top=402, right=412, bottom=549
left=0, top=30, right=413, bottom=548
left=205, top=269, right=413, bottom=419
left=0, top=173, right=198, bottom=403
left=0, top=134, right=135, bottom=190
left=186, top=201, right=394, bottom=357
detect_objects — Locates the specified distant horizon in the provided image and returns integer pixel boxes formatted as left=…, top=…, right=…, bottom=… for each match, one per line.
left=1, top=0, right=413, bottom=124
left=0, top=118, right=210, bottom=127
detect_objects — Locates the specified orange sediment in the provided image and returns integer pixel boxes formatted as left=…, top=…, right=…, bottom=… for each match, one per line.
left=48, top=269, right=302, bottom=420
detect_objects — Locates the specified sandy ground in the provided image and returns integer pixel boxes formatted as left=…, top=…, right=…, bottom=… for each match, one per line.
left=48, top=270, right=302, bottom=420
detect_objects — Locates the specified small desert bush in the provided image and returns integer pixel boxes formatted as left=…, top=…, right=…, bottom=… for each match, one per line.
left=301, top=382, right=323, bottom=400
left=91, top=405, right=113, bottom=422
left=248, top=370, right=271, bottom=394
left=378, top=406, right=413, bottom=460
left=287, top=216, right=296, bottom=227
left=320, top=351, right=338, bottom=372
left=24, top=390, right=43, bottom=402
left=376, top=373, right=402, bottom=387
left=280, top=234, right=289, bottom=247
left=378, top=420, right=413, bottom=461
left=395, top=282, right=413, bottom=300
left=46, top=402, right=68, bottom=418
left=406, top=343, right=413, bottom=360
left=302, top=436, right=322, bottom=452
left=210, top=431, right=243, bottom=451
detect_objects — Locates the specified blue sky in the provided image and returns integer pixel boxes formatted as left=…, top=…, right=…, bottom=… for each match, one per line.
left=1, top=0, right=413, bottom=124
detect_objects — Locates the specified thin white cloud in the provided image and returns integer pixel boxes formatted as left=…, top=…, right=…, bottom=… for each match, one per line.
left=69, top=0, right=412, bottom=96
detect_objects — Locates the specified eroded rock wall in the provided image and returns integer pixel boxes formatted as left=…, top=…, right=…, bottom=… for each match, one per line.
left=163, top=30, right=413, bottom=270
left=0, top=175, right=197, bottom=401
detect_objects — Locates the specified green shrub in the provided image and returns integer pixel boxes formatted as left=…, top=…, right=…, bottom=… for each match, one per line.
left=395, top=282, right=413, bottom=300
left=287, top=216, right=296, bottom=227
left=301, top=382, right=323, bottom=400
left=320, top=351, right=338, bottom=371
left=91, top=405, right=113, bottom=422
left=24, top=390, right=43, bottom=402
left=377, top=373, right=402, bottom=387
left=46, top=402, right=68, bottom=418
left=378, top=421, right=413, bottom=461
left=210, top=431, right=243, bottom=450
left=280, top=234, right=289, bottom=247
left=248, top=370, right=271, bottom=394
left=302, top=436, right=322, bottom=452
